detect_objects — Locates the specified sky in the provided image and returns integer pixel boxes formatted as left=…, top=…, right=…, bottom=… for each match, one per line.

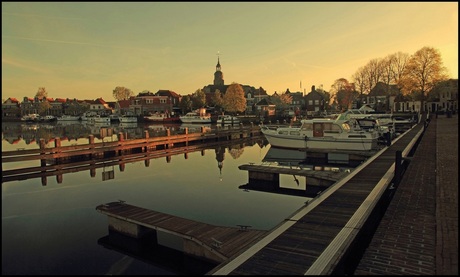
left=2, top=2, right=458, bottom=102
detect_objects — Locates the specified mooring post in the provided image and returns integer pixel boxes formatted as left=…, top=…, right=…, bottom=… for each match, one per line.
left=184, top=127, right=188, bottom=146
left=118, top=132, right=124, bottom=155
left=144, top=130, right=149, bottom=152
left=39, top=138, right=46, bottom=167
left=166, top=129, right=172, bottom=149
left=54, top=137, right=61, bottom=164
left=88, top=135, right=95, bottom=159
left=39, top=138, right=47, bottom=186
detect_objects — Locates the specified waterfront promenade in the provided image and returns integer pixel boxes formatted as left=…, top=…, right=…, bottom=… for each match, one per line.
left=355, top=113, right=458, bottom=275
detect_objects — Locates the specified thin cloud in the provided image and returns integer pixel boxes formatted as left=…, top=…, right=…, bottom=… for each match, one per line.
left=2, top=57, right=50, bottom=74
left=2, top=35, right=157, bottom=52
left=2, top=12, right=85, bottom=21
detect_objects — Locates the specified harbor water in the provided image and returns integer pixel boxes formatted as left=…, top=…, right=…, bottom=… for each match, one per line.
left=2, top=121, right=312, bottom=275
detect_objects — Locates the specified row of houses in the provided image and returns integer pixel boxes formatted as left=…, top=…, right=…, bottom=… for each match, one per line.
left=1, top=90, right=181, bottom=119
left=2, top=79, right=458, bottom=120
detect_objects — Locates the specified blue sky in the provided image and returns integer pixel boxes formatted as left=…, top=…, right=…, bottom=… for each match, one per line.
left=2, top=2, right=458, bottom=102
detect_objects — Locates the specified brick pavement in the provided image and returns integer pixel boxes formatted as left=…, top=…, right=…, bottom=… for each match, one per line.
left=354, top=114, right=458, bottom=275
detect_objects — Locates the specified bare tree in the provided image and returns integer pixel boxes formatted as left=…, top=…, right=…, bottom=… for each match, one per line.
left=400, top=46, right=449, bottom=110
left=35, top=87, right=48, bottom=98
left=352, top=66, right=369, bottom=96
left=392, top=51, right=410, bottom=86
left=112, top=86, right=133, bottom=101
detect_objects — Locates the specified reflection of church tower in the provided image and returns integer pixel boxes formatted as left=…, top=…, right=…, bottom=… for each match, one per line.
left=213, top=57, right=224, bottom=86
left=215, top=146, right=225, bottom=181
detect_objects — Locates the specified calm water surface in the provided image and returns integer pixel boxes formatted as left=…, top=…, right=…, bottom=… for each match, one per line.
left=2, top=121, right=310, bottom=275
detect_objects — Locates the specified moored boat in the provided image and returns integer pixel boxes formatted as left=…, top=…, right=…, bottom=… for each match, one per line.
left=216, top=114, right=240, bottom=125
left=260, top=118, right=380, bottom=151
left=179, top=111, right=212, bottom=124
left=21, top=113, right=40, bottom=122
left=144, top=112, right=181, bottom=123
left=57, top=115, right=80, bottom=121
left=39, top=115, right=57, bottom=122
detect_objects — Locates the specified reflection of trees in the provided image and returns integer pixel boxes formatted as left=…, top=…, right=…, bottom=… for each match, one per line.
left=228, top=144, right=244, bottom=159
left=36, top=128, right=54, bottom=144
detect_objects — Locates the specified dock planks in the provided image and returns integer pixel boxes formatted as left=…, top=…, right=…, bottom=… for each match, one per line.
left=96, top=201, right=268, bottom=261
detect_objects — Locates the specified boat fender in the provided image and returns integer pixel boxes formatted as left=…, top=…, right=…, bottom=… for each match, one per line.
left=304, top=135, right=308, bottom=141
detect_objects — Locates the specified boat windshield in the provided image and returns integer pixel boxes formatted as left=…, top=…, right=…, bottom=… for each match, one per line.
left=341, top=122, right=352, bottom=132
left=300, top=122, right=313, bottom=131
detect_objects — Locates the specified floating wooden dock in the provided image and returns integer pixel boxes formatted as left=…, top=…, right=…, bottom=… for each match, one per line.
left=96, top=201, right=268, bottom=264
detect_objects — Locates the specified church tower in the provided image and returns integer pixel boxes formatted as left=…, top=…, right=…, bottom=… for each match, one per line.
left=213, top=56, right=224, bottom=86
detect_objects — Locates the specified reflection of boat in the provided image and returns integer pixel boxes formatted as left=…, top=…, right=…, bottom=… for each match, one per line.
left=94, top=121, right=111, bottom=127
left=118, top=122, right=138, bottom=128
left=260, top=118, right=379, bottom=151
left=57, top=115, right=80, bottom=121
left=179, top=112, right=211, bottom=124
left=118, top=115, right=138, bottom=123
left=216, top=115, right=240, bottom=125
left=179, top=123, right=211, bottom=133
left=262, top=147, right=307, bottom=166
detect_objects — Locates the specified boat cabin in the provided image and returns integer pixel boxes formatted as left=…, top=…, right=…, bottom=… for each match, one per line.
left=299, top=119, right=351, bottom=137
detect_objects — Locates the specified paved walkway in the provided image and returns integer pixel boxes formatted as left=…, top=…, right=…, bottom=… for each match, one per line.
left=355, top=114, right=458, bottom=275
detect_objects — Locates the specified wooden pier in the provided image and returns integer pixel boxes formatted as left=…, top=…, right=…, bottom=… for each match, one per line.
left=1, top=135, right=264, bottom=185
left=208, top=114, right=428, bottom=275
left=1, top=124, right=261, bottom=184
left=96, top=201, right=268, bottom=264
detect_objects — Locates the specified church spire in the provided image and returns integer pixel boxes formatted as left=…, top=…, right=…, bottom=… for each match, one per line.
left=213, top=52, right=224, bottom=86
left=216, top=52, right=221, bottom=72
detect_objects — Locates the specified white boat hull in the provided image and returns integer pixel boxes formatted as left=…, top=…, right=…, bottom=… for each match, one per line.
left=217, top=115, right=240, bottom=125
left=261, top=130, right=377, bottom=151
left=180, top=118, right=212, bottom=123
left=260, top=118, right=380, bottom=151
left=57, top=116, right=80, bottom=121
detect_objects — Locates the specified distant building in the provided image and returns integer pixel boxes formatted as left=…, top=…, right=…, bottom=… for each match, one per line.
left=304, top=85, right=325, bottom=116
left=130, top=91, right=173, bottom=116
left=2, top=97, right=20, bottom=118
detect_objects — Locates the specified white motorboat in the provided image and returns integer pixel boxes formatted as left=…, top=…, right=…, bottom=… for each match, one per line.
left=57, top=115, right=80, bottom=121
left=216, top=115, right=240, bottom=125
left=179, top=112, right=212, bottom=124
left=39, top=115, right=57, bottom=122
left=21, top=113, right=40, bottom=122
left=260, top=118, right=380, bottom=151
